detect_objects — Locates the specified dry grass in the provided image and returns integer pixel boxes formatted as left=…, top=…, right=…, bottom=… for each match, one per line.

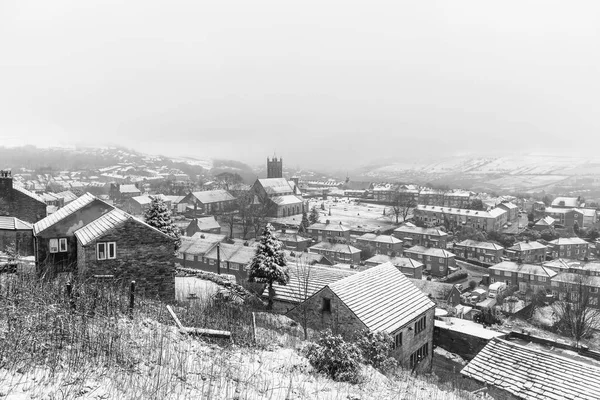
left=0, top=272, right=477, bottom=399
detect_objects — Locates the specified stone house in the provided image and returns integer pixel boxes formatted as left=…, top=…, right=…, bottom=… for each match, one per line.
left=532, top=216, right=555, bottom=232
left=202, top=242, right=257, bottom=280
left=453, top=240, right=504, bottom=265
left=306, top=222, right=351, bottom=243
left=355, top=233, right=403, bottom=256
left=251, top=178, right=303, bottom=217
left=404, top=246, right=456, bottom=277
left=109, top=184, right=141, bottom=204
left=550, top=196, right=580, bottom=208
left=185, top=217, right=222, bottom=236
left=287, top=262, right=436, bottom=372
left=505, top=241, right=548, bottom=263
left=489, top=261, right=557, bottom=293
left=266, top=263, right=356, bottom=313
left=497, top=202, right=519, bottom=222
left=393, top=224, right=448, bottom=249
left=547, top=237, right=590, bottom=260
left=181, top=190, right=236, bottom=216
left=410, top=279, right=462, bottom=307
left=413, top=205, right=507, bottom=232
left=75, top=209, right=176, bottom=299
left=273, top=230, right=311, bottom=252
left=123, top=194, right=171, bottom=217
left=0, top=170, right=47, bottom=224
left=176, top=232, right=226, bottom=269
left=364, top=254, right=424, bottom=279
left=308, top=242, right=361, bottom=264
left=0, top=216, right=34, bottom=256
left=33, top=193, right=114, bottom=274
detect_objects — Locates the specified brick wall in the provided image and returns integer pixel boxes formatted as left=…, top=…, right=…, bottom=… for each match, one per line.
left=78, top=219, right=175, bottom=299
left=0, top=178, right=47, bottom=223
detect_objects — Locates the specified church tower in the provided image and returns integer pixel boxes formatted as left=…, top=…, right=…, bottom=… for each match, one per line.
left=267, top=157, right=283, bottom=179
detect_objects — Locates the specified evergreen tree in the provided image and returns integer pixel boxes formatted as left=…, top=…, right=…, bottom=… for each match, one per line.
left=144, top=197, right=181, bottom=250
left=298, top=210, right=310, bottom=234
left=248, top=223, right=289, bottom=310
left=309, top=206, right=320, bottom=225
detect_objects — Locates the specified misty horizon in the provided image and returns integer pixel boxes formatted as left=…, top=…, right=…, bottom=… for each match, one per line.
left=2, top=0, right=600, bottom=169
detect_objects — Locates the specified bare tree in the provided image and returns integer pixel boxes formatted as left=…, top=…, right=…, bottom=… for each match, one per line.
left=553, top=275, right=600, bottom=346
left=387, top=193, right=416, bottom=224
left=291, top=255, right=314, bottom=340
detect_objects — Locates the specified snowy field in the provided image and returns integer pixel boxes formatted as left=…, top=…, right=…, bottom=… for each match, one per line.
left=175, top=276, right=220, bottom=302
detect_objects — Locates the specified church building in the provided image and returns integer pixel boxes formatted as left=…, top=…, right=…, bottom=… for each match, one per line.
left=251, top=157, right=303, bottom=218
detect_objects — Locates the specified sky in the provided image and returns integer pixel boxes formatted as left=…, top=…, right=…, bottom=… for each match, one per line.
left=1, top=0, right=599, bottom=169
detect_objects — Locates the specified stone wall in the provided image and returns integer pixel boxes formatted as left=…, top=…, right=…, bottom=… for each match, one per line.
left=434, top=325, right=496, bottom=361
left=78, top=219, right=175, bottom=299
left=0, top=229, right=34, bottom=256
left=286, top=287, right=367, bottom=338
left=0, top=177, right=47, bottom=224
left=390, top=308, right=435, bottom=372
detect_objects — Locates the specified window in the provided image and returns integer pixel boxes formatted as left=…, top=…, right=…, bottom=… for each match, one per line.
left=59, top=238, right=68, bottom=252
left=591, top=287, right=599, bottom=293
left=414, top=316, right=427, bottom=334
left=591, top=297, right=598, bottom=306
left=209, top=259, right=215, bottom=265
left=538, top=276, right=546, bottom=282
left=518, top=273, right=524, bottom=278
left=322, top=298, right=331, bottom=313
left=410, top=343, right=429, bottom=368
left=229, top=263, right=239, bottom=271
left=185, top=254, right=194, bottom=261
left=392, top=331, right=403, bottom=349
left=504, top=271, right=511, bottom=277
left=96, top=242, right=116, bottom=260
left=49, top=239, right=59, bottom=253
left=177, top=252, right=183, bottom=259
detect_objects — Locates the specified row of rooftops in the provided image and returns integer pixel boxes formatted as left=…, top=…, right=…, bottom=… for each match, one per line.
left=415, top=204, right=508, bottom=219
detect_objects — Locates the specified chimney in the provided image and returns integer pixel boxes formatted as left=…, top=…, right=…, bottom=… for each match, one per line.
left=281, top=227, right=286, bottom=234
left=244, top=241, right=249, bottom=247
left=200, top=234, right=205, bottom=239
left=326, top=220, right=330, bottom=224
left=0, top=169, right=13, bottom=193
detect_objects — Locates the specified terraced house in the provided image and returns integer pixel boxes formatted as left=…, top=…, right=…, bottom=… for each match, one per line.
left=392, top=224, right=448, bottom=249
left=308, top=242, right=361, bottom=264
left=306, top=222, right=351, bottom=243
left=489, top=261, right=557, bottom=293
left=404, top=246, right=455, bottom=277
left=547, top=237, right=590, bottom=260
left=413, top=205, right=507, bottom=232
left=453, top=240, right=504, bottom=265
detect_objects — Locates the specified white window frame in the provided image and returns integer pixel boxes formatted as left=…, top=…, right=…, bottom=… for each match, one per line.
left=97, top=242, right=116, bottom=261
left=58, top=238, right=68, bottom=252
left=49, top=238, right=59, bottom=253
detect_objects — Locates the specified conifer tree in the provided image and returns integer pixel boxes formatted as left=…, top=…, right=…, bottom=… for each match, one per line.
left=144, top=197, right=182, bottom=250
left=309, top=206, right=320, bottom=225
left=248, top=223, right=289, bottom=309
left=299, top=210, right=310, bottom=234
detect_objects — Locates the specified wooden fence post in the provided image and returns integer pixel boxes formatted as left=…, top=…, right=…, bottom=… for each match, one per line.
left=66, top=281, right=75, bottom=310
left=252, top=312, right=257, bottom=344
left=129, top=280, right=136, bottom=315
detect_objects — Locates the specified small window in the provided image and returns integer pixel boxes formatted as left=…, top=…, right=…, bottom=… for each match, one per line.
left=107, top=242, right=116, bottom=259
left=229, top=263, right=239, bottom=271
left=414, top=316, right=427, bottom=334
left=591, top=287, right=599, bottom=293
left=49, top=238, right=59, bottom=253
left=58, top=238, right=68, bottom=252
left=97, top=243, right=106, bottom=260
left=393, top=331, right=403, bottom=349
left=322, top=298, right=331, bottom=313
left=209, top=259, right=215, bottom=265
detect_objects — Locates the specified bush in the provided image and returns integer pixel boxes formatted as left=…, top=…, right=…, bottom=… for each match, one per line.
left=304, top=330, right=363, bottom=383
left=468, top=280, right=477, bottom=290
left=355, top=330, right=397, bottom=372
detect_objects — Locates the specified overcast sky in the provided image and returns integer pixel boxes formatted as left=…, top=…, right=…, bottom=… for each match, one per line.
left=1, top=0, right=599, bottom=169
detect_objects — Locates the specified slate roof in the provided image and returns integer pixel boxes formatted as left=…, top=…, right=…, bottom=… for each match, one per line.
left=257, top=178, right=295, bottom=196
left=0, top=216, right=33, bottom=230
left=74, top=209, right=130, bottom=246
left=56, top=190, right=78, bottom=203
left=179, top=233, right=226, bottom=255
left=461, top=338, right=600, bottom=400
left=308, top=223, right=350, bottom=232
left=119, top=184, right=140, bottom=194
left=534, top=216, right=555, bottom=226
left=186, top=190, right=235, bottom=204
left=268, top=264, right=356, bottom=304
left=455, top=239, right=504, bottom=251
left=405, top=245, right=455, bottom=258
left=509, top=241, right=547, bottom=251
left=309, top=242, right=361, bottom=254
left=415, top=205, right=506, bottom=219
left=274, top=232, right=311, bottom=243
left=326, top=262, right=435, bottom=333
left=393, top=225, right=448, bottom=237
left=551, top=196, right=579, bottom=208
left=189, top=216, right=221, bottom=231
left=497, top=202, right=518, bottom=210
left=204, top=242, right=255, bottom=265
left=552, top=272, right=600, bottom=288
left=489, top=261, right=557, bottom=278
left=549, top=237, right=589, bottom=246
left=271, top=195, right=303, bottom=205
left=12, top=184, right=46, bottom=204
left=33, top=193, right=99, bottom=235
left=365, top=255, right=423, bottom=269
left=357, top=233, right=403, bottom=244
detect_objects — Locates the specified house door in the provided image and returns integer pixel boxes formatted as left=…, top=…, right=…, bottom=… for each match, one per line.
left=519, top=282, right=527, bottom=292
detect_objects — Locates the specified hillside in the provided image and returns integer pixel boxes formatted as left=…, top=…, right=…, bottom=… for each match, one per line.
left=0, top=273, right=477, bottom=400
